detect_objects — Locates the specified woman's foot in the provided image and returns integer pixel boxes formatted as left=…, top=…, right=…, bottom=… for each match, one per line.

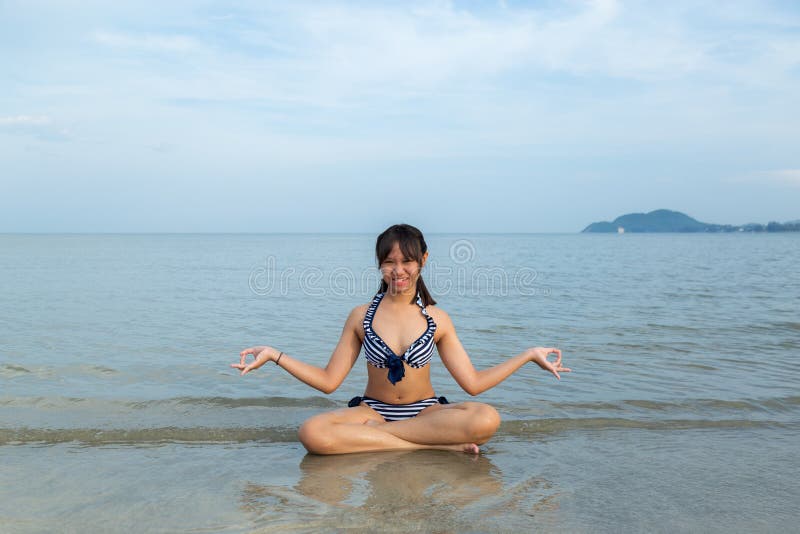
left=362, top=420, right=479, bottom=453
left=439, top=442, right=480, bottom=454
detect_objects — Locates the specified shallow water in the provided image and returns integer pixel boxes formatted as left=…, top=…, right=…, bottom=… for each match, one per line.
left=1, top=233, right=799, bottom=532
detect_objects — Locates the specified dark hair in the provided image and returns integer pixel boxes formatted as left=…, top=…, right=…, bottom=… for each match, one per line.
left=376, top=224, right=437, bottom=306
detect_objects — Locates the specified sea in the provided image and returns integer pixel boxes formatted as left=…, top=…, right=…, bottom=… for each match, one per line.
left=1, top=233, right=798, bottom=533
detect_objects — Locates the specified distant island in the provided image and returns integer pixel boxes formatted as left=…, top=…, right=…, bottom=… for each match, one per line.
left=582, top=209, right=800, bottom=233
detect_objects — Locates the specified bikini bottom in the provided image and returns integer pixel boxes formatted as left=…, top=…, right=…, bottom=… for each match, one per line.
left=347, top=395, right=450, bottom=422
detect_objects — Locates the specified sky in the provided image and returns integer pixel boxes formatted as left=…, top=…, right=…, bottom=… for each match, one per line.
left=1, top=0, right=799, bottom=233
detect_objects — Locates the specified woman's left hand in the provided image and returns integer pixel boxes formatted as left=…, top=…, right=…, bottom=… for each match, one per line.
left=526, top=347, right=570, bottom=380
left=231, top=346, right=279, bottom=376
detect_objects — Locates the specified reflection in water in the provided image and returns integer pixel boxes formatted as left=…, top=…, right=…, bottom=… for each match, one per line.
left=297, top=449, right=502, bottom=509
left=241, top=449, right=561, bottom=532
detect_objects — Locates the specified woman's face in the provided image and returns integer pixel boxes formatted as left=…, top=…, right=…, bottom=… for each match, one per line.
left=380, top=241, right=427, bottom=293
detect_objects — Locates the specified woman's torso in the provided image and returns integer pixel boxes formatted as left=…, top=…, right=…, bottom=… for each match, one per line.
left=356, top=293, right=443, bottom=403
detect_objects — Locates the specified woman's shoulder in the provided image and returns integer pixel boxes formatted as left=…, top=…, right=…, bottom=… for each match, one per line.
left=344, top=304, right=370, bottom=338
left=424, top=304, right=453, bottom=327
left=349, top=303, right=370, bottom=320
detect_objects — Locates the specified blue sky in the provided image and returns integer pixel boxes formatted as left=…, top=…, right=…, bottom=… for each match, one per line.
left=1, top=0, right=799, bottom=232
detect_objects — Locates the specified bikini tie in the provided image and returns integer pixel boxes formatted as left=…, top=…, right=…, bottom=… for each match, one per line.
left=386, top=353, right=406, bottom=385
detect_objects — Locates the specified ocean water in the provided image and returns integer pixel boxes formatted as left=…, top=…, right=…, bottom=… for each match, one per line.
left=1, top=233, right=798, bottom=533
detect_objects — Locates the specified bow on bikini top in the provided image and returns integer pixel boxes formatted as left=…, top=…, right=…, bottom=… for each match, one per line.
left=362, top=292, right=437, bottom=385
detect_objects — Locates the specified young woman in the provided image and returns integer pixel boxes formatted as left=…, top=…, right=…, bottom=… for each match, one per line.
left=232, top=224, right=569, bottom=455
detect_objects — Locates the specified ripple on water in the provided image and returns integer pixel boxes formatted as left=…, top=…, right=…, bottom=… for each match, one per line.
left=0, top=364, right=31, bottom=376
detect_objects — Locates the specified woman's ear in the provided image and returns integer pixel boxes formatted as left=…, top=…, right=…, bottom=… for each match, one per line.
left=421, top=251, right=429, bottom=268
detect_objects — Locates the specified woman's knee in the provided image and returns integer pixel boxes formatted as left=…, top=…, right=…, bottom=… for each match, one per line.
left=298, top=414, right=337, bottom=455
left=462, top=402, right=501, bottom=441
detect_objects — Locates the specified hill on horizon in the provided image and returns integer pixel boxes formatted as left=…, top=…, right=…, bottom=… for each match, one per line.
left=581, top=209, right=800, bottom=233
left=582, top=209, right=710, bottom=233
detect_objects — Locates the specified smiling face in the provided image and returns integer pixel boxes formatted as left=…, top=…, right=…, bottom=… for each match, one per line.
left=379, top=241, right=427, bottom=294
left=374, top=224, right=431, bottom=298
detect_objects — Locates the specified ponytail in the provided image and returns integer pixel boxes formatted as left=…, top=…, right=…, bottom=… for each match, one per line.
left=415, top=276, right=436, bottom=307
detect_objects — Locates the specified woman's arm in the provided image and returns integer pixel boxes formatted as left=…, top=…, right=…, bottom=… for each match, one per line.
left=231, top=306, right=365, bottom=394
left=434, top=309, right=569, bottom=396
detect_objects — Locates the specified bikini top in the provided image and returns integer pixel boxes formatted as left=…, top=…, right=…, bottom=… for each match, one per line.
left=362, top=292, right=437, bottom=385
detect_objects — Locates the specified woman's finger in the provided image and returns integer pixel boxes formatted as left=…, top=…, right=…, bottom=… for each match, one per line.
left=242, top=347, right=260, bottom=365
left=543, top=360, right=560, bottom=380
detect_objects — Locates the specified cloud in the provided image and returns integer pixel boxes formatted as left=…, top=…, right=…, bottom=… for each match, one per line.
left=0, top=115, right=70, bottom=141
left=764, top=169, right=800, bottom=187
left=6, top=4, right=800, bottom=154
left=92, top=30, right=199, bottom=53
left=0, top=115, right=51, bottom=126
left=84, top=0, right=799, bottom=138
left=728, top=169, right=800, bottom=188
left=226, top=0, right=790, bottom=91
left=1, top=0, right=799, bottom=231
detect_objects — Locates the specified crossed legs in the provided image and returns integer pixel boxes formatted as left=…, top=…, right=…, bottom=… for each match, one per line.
left=297, top=401, right=501, bottom=455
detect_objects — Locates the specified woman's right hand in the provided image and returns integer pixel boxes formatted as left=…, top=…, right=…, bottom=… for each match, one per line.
left=231, top=346, right=280, bottom=376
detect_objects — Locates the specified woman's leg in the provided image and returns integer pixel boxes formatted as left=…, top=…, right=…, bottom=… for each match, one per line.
left=367, top=402, right=501, bottom=446
left=298, top=405, right=480, bottom=455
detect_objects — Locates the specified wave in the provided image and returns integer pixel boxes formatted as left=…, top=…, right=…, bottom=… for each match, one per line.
left=0, top=426, right=299, bottom=446
left=1, top=418, right=791, bottom=446
left=130, top=395, right=339, bottom=409
left=557, top=396, right=800, bottom=413
left=0, top=363, right=116, bottom=379
left=3, top=395, right=800, bottom=421
left=0, top=395, right=340, bottom=410
left=501, top=417, right=787, bottom=436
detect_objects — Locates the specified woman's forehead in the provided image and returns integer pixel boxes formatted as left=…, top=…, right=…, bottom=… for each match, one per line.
left=377, top=237, right=423, bottom=262
left=387, top=241, right=419, bottom=258
left=387, top=242, right=406, bottom=256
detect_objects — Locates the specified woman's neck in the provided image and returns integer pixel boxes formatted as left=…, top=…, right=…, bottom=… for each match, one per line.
left=383, top=287, right=417, bottom=304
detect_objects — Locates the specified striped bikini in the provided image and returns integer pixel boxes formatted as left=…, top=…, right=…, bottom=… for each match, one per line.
left=348, top=394, right=449, bottom=422
left=362, top=291, right=436, bottom=384
left=349, top=292, right=447, bottom=421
